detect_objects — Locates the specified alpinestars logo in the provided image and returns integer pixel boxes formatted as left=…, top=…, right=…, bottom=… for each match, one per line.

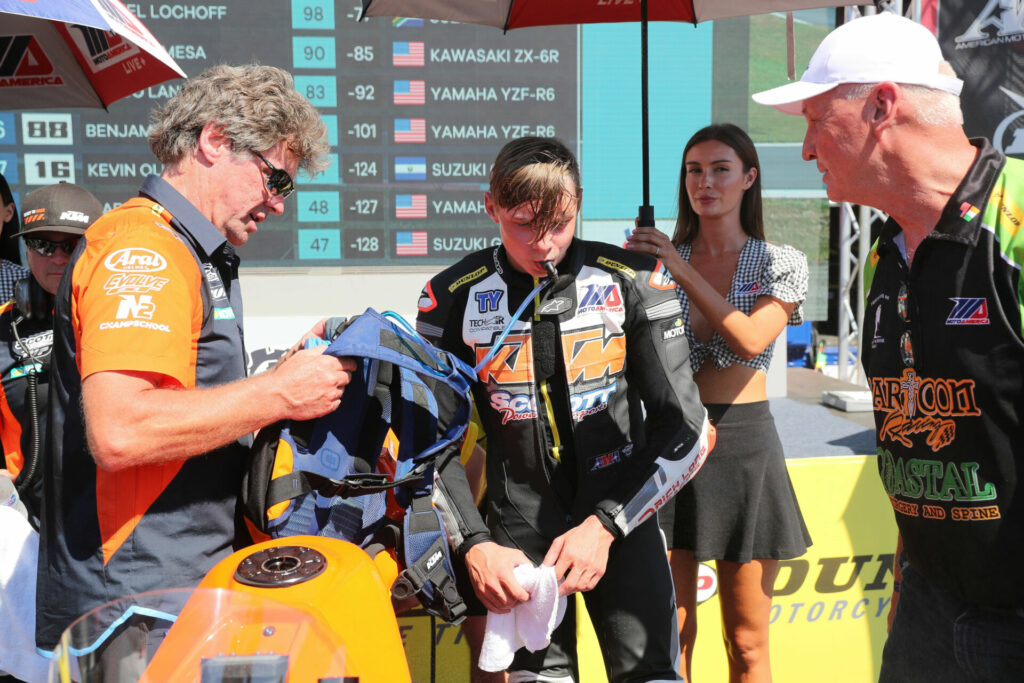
left=0, top=36, right=63, bottom=88
left=946, top=298, right=990, bottom=325
left=955, top=0, right=1024, bottom=49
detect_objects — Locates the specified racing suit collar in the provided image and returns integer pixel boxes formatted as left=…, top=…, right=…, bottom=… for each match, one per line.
left=495, top=239, right=581, bottom=295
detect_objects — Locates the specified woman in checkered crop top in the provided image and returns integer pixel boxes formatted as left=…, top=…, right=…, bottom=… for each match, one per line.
left=627, top=123, right=811, bottom=682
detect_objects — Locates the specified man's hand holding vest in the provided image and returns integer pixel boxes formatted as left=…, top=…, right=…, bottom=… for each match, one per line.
left=270, top=347, right=355, bottom=422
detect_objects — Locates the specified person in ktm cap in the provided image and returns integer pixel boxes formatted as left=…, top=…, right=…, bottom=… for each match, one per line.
left=1, top=181, right=102, bottom=521
left=754, top=11, right=1024, bottom=681
left=0, top=181, right=102, bottom=683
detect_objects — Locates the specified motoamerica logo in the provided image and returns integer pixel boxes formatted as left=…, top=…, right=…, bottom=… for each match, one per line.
left=955, top=0, right=1024, bottom=49
left=870, top=368, right=980, bottom=452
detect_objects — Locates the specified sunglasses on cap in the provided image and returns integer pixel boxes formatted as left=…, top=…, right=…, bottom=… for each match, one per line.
left=24, top=235, right=80, bottom=257
left=251, top=150, right=295, bottom=199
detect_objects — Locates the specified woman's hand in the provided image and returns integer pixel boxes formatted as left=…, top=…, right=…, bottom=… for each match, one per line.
left=626, top=225, right=675, bottom=263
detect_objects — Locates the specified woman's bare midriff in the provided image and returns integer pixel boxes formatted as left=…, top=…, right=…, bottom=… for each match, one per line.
left=692, top=361, right=767, bottom=405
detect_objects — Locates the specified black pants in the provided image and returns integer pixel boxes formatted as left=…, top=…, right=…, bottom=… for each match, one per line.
left=505, top=517, right=682, bottom=682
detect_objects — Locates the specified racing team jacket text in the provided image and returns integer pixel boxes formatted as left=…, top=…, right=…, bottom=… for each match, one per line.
left=417, top=239, right=708, bottom=557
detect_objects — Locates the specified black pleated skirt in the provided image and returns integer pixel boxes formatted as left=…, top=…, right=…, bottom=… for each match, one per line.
left=659, top=400, right=812, bottom=562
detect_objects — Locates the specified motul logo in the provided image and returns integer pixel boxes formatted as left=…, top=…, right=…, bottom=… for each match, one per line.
left=0, top=36, right=63, bottom=87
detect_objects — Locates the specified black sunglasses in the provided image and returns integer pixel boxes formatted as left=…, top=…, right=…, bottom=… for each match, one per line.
left=24, top=235, right=80, bottom=257
left=252, top=150, right=295, bottom=199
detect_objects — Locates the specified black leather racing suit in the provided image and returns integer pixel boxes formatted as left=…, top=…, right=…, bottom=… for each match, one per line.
left=417, top=239, right=709, bottom=681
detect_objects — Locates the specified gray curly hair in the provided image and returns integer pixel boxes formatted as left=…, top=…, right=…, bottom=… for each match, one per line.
left=148, top=64, right=330, bottom=176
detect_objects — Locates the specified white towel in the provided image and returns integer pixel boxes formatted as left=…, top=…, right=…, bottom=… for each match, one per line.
left=0, top=506, right=50, bottom=682
left=478, top=563, right=567, bottom=673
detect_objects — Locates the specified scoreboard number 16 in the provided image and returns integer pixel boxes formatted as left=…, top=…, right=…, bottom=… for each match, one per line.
left=24, top=154, right=76, bottom=184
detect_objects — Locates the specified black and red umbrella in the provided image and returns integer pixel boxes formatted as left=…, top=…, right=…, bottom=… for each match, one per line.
left=361, top=0, right=858, bottom=224
left=0, top=0, right=185, bottom=110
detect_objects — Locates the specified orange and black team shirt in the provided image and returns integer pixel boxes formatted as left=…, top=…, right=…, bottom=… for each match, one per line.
left=0, top=299, right=54, bottom=523
left=35, top=175, right=249, bottom=651
left=861, top=139, right=1024, bottom=610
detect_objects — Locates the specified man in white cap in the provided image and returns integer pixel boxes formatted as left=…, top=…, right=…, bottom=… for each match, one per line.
left=755, top=11, right=1024, bottom=681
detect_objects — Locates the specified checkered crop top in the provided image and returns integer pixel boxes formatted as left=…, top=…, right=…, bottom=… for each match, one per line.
left=676, top=238, right=808, bottom=374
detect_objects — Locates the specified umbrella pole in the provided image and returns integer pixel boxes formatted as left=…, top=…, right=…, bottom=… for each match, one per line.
left=638, top=0, right=655, bottom=228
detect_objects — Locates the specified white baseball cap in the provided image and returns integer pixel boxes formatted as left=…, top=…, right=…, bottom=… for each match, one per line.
left=752, top=12, right=963, bottom=116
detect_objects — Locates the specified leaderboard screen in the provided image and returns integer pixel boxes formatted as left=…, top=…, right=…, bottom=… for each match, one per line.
left=0, top=1, right=578, bottom=267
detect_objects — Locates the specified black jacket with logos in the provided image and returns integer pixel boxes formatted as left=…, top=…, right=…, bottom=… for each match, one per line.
left=417, top=238, right=705, bottom=559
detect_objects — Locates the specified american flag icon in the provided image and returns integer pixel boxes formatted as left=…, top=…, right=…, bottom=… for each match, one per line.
left=393, top=80, right=425, bottom=105
left=396, top=230, right=428, bottom=256
left=393, top=41, right=425, bottom=67
left=395, top=194, right=428, bottom=219
left=394, top=118, right=426, bottom=143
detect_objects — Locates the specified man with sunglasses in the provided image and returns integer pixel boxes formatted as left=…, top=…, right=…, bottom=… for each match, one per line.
left=0, top=182, right=101, bottom=683
left=34, top=64, right=355, bottom=656
left=754, top=13, right=1024, bottom=680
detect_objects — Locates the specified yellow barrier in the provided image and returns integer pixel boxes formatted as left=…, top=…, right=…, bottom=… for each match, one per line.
left=401, top=455, right=896, bottom=683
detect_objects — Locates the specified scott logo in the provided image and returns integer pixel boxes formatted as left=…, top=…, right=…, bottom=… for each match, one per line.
left=946, top=298, right=989, bottom=325
left=104, top=248, right=167, bottom=273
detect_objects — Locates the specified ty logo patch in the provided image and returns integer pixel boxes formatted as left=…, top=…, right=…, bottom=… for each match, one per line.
left=946, top=298, right=989, bottom=325
left=475, top=289, right=503, bottom=313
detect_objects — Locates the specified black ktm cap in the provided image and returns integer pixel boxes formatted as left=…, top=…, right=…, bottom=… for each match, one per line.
left=16, top=181, right=103, bottom=237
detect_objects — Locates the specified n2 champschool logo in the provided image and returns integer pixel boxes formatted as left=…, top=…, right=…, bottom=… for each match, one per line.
left=0, top=36, right=63, bottom=88
left=946, top=298, right=990, bottom=325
